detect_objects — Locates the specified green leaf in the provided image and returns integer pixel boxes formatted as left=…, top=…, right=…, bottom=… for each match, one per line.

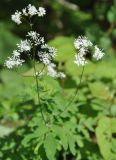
left=65, top=59, right=96, bottom=76
left=44, top=133, right=57, bottom=160
left=52, top=125, right=68, bottom=150
left=75, top=135, right=84, bottom=148
left=107, top=6, right=116, bottom=23
left=34, top=140, right=43, bottom=154
left=22, top=134, right=36, bottom=147
left=49, top=36, right=75, bottom=62
left=68, top=134, right=76, bottom=155
left=111, top=118, right=116, bottom=133
left=22, top=124, right=48, bottom=147
left=34, top=124, right=48, bottom=137
left=96, top=117, right=116, bottom=160
left=88, top=82, right=112, bottom=100
left=110, top=105, right=116, bottom=117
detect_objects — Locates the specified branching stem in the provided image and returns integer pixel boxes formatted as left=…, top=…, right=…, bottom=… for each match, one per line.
left=61, top=66, right=85, bottom=114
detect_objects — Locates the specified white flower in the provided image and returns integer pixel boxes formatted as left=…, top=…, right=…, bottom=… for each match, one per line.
left=47, top=63, right=65, bottom=78
left=22, top=8, right=28, bottom=16
left=27, top=31, right=40, bottom=45
left=74, top=36, right=92, bottom=66
left=11, top=11, right=22, bottom=25
left=27, top=31, right=45, bottom=46
left=41, top=44, right=48, bottom=49
left=40, top=37, right=44, bottom=43
left=57, top=72, right=66, bottom=78
left=38, top=52, right=50, bottom=65
left=27, top=31, right=38, bottom=40
left=38, top=7, right=46, bottom=17
left=28, top=4, right=37, bottom=16
left=5, top=57, right=15, bottom=69
left=48, top=47, right=57, bottom=57
left=12, top=50, right=20, bottom=57
left=74, top=36, right=105, bottom=66
left=22, top=5, right=46, bottom=17
left=5, top=52, right=24, bottom=69
left=47, top=63, right=57, bottom=77
left=17, top=40, right=31, bottom=52
left=78, top=47, right=87, bottom=56
left=74, top=54, right=87, bottom=66
left=11, top=5, right=46, bottom=25
left=74, top=36, right=93, bottom=50
left=93, top=45, right=105, bottom=60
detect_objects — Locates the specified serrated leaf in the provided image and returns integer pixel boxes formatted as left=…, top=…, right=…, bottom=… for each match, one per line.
left=22, top=134, right=36, bottom=147
left=44, top=133, right=57, bottom=160
left=75, top=135, right=84, bottom=148
left=52, top=125, right=68, bottom=150
left=22, top=124, right=48, bottom=147
left=34, top=124, right=48, bottom=137
left=68, top=134, right=76, bottom=155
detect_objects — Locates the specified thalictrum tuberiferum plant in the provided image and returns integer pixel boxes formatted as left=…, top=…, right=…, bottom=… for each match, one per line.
left=4, top=3, right=105, bottom=124
left=0, top=4, right=111, bottom=160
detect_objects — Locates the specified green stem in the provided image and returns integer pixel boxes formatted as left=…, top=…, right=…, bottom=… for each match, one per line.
left=28, top=16, right=46, bottom=124
left=33, top=60, right=46, bottom=124
left=61, top=66, right=85, bottom=114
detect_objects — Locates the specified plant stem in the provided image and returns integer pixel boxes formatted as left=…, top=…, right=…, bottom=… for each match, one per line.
left=61, top=66, right=85, bottom=114
left=33, top=61, right=46, bottom=124
left=28, top=17, right=46, bottom=124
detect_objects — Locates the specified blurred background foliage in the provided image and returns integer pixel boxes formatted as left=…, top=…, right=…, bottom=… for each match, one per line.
left=0, top=0, right=116, bottom=160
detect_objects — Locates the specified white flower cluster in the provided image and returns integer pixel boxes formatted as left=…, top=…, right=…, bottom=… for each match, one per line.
left=5, top=39, right=31, bottom=69
left=38, top=7, right=46, bottom=17
left=38, top=47, right=57, bottom=65
left=5, top=31, right=65, bottom=78
left=93, top=45, right=105, bottom=60
left=5, top=51, right=24, bottom=69
left=27, top=31, right=44, bottom=46
left=47, top=63, right=66, bottom=78
left=74, top=36, right=105, bottom=66
left=17, top=40, right=31, bottom=53
left=11, top=11, right=22, bottom=25
left=11, top=4, right=46, bottom=25
left=27, top=31, right=57, bottom=67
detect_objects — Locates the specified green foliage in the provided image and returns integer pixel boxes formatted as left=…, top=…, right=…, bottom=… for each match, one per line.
left=96, top=117, right=116, bottom=160
left=0, top=53, right=116, bottom=160
left=44, top=133, right=57, bottom=160
left=107, top=4, right=116, bottom=23
left=0, top=23, right=21, bottom=64
left=0, top=39, right=116, bottom=160
left=0, top=0, right=116, bottom=160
